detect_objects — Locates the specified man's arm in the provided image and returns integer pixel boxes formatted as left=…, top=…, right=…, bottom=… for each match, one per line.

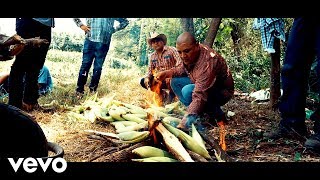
left=114, top=18, right=129, bottom=32
left=73, top=18, right=84, bottom=27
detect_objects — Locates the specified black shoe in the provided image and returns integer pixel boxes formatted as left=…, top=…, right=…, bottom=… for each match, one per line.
left=75, top=91, right=84, bottom=99
left=305, top=133, right=320, bottom=153
left=263, top=123, right=308, bottom=141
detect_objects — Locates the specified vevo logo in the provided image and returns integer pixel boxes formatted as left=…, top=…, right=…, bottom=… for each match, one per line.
left=8, top=157, right=67, bottom=173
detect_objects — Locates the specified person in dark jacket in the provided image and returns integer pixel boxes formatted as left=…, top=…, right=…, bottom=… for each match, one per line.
left=263, top=17, right=320, bottom=153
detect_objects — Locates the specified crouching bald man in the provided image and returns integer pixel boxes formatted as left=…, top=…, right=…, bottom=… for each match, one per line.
left=155, top=32, right=234, bottom=132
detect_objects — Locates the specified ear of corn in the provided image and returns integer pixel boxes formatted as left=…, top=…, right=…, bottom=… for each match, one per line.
left=109, top=107, right=126, bottom=121
left=121, top=114, right=146, bottom=123
left=131, top=159, right=158, bottom=162
left=162, top=122, right=211, bottom=159
left=116, top=121, right=148, bottom=133
left=132, top=157, right=178, bottom=162
left=130, top=113, right=147, bottom=119
left=191, top=124, right=206, bottom=149
left=117, top=130, right=149, bottom=141
left=112, top=122, right=126, bottom=130
left=164, top=101, right=180, bottom=113
left=132, top=146, right=175, bottom=158
left=118, top=131, right=150, bottom=144
left=111, top=121, right=138, bottom=127
left=83, top=108, right=97, bottom=123
left=146, top=108, right=169, bottom=118
left=162, top=116, right=181, bottom=127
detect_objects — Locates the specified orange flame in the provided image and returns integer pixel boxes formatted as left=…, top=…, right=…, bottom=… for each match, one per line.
left=217, top=121, right=227, bottom=151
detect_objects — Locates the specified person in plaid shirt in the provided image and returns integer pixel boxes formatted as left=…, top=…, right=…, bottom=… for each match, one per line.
left=155, top=32, right=234, bottom=131
left=140, top=32, right=183, bottom=104
left=74, top=18, right=129, bottom=97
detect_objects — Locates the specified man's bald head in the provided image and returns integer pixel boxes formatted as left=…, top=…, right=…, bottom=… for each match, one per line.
left=176, top=32, right=197, bottom=46
left=176, top=32, right=200, bottom=66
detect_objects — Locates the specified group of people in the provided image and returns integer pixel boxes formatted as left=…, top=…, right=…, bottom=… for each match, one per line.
left=141, top=18, right=320, bottom=154
left=1, top=17, right=320, bottom=158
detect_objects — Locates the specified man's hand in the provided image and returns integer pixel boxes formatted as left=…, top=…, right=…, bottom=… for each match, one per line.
left=155, top=70, right=173, bottom=82
left=177, top=114, right=199, bottom=131
left=80, top=25, right=90, bottom=33
left=144, top=77, right=151, bottom=89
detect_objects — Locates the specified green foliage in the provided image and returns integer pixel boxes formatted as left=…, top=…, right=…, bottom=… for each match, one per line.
left=45, top=18, right=298, bottom=95
left=50, top=32, right=84, bottom=52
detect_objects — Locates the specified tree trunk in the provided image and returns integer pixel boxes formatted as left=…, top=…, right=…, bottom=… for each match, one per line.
left=180, top=18, right=195, bottom=35
left=270, top=38, right=281, bottom=110
left=138, top=19, right=148, bottom=66
left=203, top=18, right=222, bottom=47
left=230, top=20, right=242, bottom=62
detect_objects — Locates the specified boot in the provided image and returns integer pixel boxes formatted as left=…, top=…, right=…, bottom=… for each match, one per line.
left=263, top=121, right=308, bottom=141
left=305, top=133, right=320, bottom=153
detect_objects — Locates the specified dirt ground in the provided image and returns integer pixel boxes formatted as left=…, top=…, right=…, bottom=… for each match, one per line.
left=35, top=94, right=320, bottom=162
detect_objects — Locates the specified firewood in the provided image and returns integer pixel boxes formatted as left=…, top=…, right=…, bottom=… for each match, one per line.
left=151, top=121, right=194, bottom=162
left=186, top=149, right=208, bottom=162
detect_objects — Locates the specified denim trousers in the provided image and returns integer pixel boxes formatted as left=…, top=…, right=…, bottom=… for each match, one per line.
left=170, top=76, right=224, bottom=119
left=279, top=17, right=320, bottom=127
left=76, top=39, right=110, bottom=93
left=8, top=18, right=51, bottom=108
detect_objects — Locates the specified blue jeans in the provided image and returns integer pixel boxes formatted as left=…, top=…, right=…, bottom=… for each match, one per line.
left=76, top=39, right=110, bottom=93
left=9, top=18, right=51, bottom=108
left=279, top=17, right=320, bottom=128
left=170, top=77, right=224, bottom=119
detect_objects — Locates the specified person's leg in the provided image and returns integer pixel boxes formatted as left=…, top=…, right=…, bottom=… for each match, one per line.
left=38, top=65, right=53, bottom=95
left=305, top=18, right=320, bottom=152
left=76, top=39, right=95, bottom=94
left=9, top=18, right=34, bottom=109
left=264, top=18, right=315, bottom=140
left=89, top=41, right=109, bottom=92
left=23, top=20, right=51, bottom=107
left=170, top=77, right=193, bottom=106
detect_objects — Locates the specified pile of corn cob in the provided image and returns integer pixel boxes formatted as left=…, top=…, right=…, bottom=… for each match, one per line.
left=73, top=94, right=213, bottom=162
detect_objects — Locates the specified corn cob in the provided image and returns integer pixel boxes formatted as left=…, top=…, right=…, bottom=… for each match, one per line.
left=132, top=146, right=175, bottom=158
left=121, top=114, right=146, bottom=123
left=117, top=130, right=149, bottom=141
left=108, top=106, right=126, bottom=121
left=162, top=116, right=181, bottom=125
left=146, top=108, right=169, bottom=118
left=116, top=121, right=148, bottom=133
left=164, top=101, right=180, bottom=113
left=162, top=122, right=211, bottom=159
left=117, top=131, right=150, bottom=144
left=111, top=121, right=138, bottom=127
left=191, top=124, right=206, bottom=149
left=112, top=122, right=126, bottom=130
left=131, top=157, right=178, bottom=162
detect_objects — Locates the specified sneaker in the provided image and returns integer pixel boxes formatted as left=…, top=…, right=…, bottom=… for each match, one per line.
left=304, top=133, right=320, bottom=153
left=75, top=91, right=84, bottom=99
left=263, top=123, right=308, bottom=141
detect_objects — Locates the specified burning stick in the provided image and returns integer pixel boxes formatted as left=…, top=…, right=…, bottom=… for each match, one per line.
left=217, top=121, right=227, bottom=151
left=147, top=113, right=194, bottom=162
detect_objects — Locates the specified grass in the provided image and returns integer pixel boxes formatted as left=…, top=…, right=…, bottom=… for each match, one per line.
left=0, top=49, right=151, bottom=161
